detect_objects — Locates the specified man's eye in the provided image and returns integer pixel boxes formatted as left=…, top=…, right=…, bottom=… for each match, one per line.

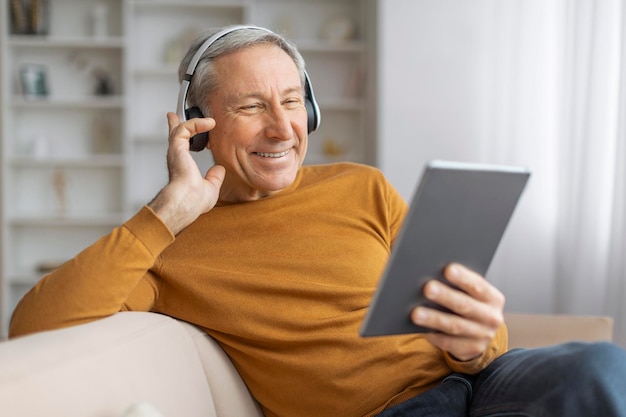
left=240, top=104, right=262, bottom=112
left=284, top=98, right=302, bottom=107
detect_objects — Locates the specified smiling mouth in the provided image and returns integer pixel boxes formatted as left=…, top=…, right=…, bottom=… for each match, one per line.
left=255, top=150, right=290, bottom=158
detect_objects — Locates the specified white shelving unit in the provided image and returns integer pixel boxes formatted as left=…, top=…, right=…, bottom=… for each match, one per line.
left=0, top=0, right=128, bottom=338
left=0, top=0, right=377, bottom=337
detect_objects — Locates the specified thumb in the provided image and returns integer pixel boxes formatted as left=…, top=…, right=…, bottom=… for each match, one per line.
left=205, top=165, right=226, bottom=187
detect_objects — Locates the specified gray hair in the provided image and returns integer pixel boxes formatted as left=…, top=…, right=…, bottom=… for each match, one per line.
left=178, top=25, right=307, bottom=117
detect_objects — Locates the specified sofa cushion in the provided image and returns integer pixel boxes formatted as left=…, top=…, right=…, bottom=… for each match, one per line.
left=0, top=312, right=218, bottom=417
left=504, top=312, right=614, bottom=349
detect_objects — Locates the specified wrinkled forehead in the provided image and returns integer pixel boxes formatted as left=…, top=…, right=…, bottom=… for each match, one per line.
left=212, top=44, right=303, bottom=92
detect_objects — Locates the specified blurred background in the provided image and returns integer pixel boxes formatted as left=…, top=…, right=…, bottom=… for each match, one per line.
left=1, top=0, right=625, bottom=347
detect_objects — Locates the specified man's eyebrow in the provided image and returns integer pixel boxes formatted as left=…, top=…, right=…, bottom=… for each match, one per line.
left=282, top=86, right=304, bottom=95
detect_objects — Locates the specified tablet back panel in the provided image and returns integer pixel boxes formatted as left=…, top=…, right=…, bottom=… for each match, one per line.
left=360, top=160, right=530, bottom=337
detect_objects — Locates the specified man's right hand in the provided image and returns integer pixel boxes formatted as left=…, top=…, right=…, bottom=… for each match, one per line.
left=147, top=112, right=225, bottom=235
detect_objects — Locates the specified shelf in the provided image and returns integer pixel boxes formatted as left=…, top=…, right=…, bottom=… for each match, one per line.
left=295, top=40, right=364, bottom=53
left=133, top=65, right=178, bottom=77
left=134, top=134, right=166, bottom=144
left=132, top=0, right=246, bottom=8
left=8, top=95, right=125, bottom=109
left=129, top=42, right=364, bottom=62
left=8, top=275, right=41, bottom=287
left=8, top=212, right=126, bottom=227
left=9, top=155, right=125, bottom=168
left=7, top=35, right=125, bottom=49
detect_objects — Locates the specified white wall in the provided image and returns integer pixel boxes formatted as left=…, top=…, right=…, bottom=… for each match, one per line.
left=378, top=1, right=491, bottom=195
left=377, top=0, right=560, bottom=313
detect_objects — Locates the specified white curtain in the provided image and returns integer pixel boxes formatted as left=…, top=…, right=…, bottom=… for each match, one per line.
left=553, top=0, right=626, bottom=346
left=486, top=0, right=626, bottom=346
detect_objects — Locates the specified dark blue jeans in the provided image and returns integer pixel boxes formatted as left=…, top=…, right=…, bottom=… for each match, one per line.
left=376, top=342, right=626, bottom=417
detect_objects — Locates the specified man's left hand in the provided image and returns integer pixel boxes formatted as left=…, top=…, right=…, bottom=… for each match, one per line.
left=411, top=263, right=505, bottom=361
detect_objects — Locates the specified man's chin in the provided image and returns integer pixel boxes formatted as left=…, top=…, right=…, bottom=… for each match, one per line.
left=256, top=170, right=299, bottom=193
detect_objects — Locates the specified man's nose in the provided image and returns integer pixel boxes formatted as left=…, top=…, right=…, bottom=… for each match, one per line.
left=264, top=106, right=294, bottom=140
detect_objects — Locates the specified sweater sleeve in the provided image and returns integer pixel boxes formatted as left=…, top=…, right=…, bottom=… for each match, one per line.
left=384, top=175, right=409, bottom=247
left=9, top=206, right=175, bottom=338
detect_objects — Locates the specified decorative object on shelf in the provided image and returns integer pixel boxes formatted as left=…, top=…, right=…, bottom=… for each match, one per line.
left=322, top=137, right=347, bottom=157
left=19, top=63, right=49, bottom=98
left=93, top=68, right=114, bottom=95
left=91, top=2, right=109, bottom=38
left=52, top=168, right=68, bottom=217
left=92, top=114, right=115, bottom=154
left=35, top=259, right=64, bottom=274
left=319, top=16, right=356, bottom=44
left=9, top=0, right=28, bottom=34
left=67, top=53, right=115, bottom=96
left=28, top=0, right=49, bottom=35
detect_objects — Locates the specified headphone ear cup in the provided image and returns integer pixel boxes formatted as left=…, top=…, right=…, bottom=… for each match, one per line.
left=185, top=106, right=209, bottom=152
left=305, top=97, right=317, bottom=134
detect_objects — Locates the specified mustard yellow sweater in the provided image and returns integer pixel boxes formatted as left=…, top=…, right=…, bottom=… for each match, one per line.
left=10, top=162, right=507, bottom=417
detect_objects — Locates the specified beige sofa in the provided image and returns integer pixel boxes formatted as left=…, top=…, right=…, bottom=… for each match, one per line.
left=0, top=311, right=613, bottom=417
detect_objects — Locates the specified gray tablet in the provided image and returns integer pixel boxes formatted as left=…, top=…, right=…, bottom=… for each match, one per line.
left=360, top=160, right=530, bottom=337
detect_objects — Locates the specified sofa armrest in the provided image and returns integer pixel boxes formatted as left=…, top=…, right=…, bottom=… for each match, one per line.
left=504, top=312, right=614, bottom=349
left=0, top=312, right=218, bottom=417
left=178, top=321, right=264, bottom=417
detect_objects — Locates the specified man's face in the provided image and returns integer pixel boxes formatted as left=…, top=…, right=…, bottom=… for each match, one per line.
left=206, top=43, right=309, bottom=202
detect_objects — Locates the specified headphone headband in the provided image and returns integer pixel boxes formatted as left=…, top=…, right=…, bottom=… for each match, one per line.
left=185, top=25, right=271, bottom=79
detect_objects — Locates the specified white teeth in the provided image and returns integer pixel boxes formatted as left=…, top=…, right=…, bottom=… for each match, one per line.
left=256, top=150, right=289, bottom=158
